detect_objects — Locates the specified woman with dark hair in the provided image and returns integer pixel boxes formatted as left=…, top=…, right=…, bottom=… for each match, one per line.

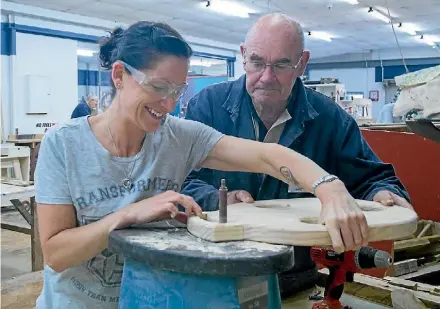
left=35, top=21, right=368, bottom=308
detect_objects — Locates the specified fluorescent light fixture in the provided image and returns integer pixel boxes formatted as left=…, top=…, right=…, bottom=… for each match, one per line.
left=423, top=39, right=435, bottom=46
left=368, top=8, right=391, bottom=23
left=394, top=23, right=419, bottom=36
left=425, top=35, right=440, bottom=42
left=418, top=35, right=435, bottom=46
left=203, top=0, right=256, bottom=18
left=308, top=31, right=333, bottom=42
left=77, top=49, right=96, bottom=57
left=341, top=0, right=358, bottom=4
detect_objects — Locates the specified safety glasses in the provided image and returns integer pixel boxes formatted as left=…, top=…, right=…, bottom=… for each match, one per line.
left=243, top=50, right=304, bottom=75
left=119, top=61, right=188, bottom=100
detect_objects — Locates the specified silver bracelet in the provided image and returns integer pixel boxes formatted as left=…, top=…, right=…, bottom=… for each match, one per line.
left=312, top=175, right=339, bottom=195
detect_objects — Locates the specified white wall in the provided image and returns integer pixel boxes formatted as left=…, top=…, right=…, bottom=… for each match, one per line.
left=310, top=47, right=440, bottom=64
left=12, top=33, right=78, bottom=134
left=371, top=47, right=440, bottom=61
left=309, top=68, right=377, bottom=96
left=308, top=68, right=385, bottom=120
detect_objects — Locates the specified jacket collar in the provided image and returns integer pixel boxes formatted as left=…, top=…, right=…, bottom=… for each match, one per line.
left=221, top=75, right=247, bottom=123
left=291, top=78, right=319, bottom=121
left=222, top=75, right=319, bottom=125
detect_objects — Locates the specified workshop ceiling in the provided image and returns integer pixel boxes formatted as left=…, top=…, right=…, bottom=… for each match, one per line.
left=5, top=0, right=440, bottom=59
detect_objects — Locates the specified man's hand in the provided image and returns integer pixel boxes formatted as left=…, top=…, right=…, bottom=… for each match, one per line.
left=227, top=190, right=254, bottom=205
left=373, top=190, right=413, bottom=209
left=315, top=180, right=369, bottom=253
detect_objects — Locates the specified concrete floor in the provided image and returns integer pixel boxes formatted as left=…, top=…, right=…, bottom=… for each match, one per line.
left=1, top=228, right=32, bottom=280
left=1, top=209, right=42, bottom=309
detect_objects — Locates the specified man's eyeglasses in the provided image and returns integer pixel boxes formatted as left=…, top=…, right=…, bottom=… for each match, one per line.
left=243, top=51, right=304, bottom=75
left=119, top=61, right=188, bottom=100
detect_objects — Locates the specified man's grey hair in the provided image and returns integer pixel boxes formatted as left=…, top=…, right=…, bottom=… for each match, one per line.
left=86, top=94, right=98, bottom=101
left=244, top=13, right=305, bottom=52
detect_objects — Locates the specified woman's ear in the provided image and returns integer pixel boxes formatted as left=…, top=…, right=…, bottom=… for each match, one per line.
left=112, top=62, right=125, bottom=90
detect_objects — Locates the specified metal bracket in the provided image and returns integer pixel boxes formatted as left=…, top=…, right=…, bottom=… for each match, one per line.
left=405, top=118, right=440, bottom=144
left=10, top=198, right=33, bottom=225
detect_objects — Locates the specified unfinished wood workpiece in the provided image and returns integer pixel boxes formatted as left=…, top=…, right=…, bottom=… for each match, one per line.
left=187, top=198, right=418, bottom=246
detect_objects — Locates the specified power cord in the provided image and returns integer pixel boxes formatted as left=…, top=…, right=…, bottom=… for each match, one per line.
left=385, top=0, right=409, bottom=73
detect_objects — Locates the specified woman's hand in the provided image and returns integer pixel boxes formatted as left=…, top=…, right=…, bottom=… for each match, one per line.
left=315, top=180, right=369, bottom=253
left=115, top=191, right=204, bottom=229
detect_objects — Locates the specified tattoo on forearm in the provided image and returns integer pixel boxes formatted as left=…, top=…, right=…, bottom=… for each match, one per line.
left=280, top=166, right=299, bottom=186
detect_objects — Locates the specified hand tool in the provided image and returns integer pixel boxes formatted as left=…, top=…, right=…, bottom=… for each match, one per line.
left=310, top=246, right=392, bottom=309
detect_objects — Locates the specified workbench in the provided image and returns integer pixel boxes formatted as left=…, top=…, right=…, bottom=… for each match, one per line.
left=1, top=183, right=35, bottom=207
left=1, top=183, right=43, bottom=271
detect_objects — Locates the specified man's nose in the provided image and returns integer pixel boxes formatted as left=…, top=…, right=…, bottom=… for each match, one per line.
left=259, top=65, right=277, bottom=83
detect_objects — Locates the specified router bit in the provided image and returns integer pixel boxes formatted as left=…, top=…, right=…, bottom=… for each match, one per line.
left=219, top=179, right=228, bottom=223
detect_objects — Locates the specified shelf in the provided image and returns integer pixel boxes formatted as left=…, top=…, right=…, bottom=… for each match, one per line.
left=307, top=83, right=341, bottom=88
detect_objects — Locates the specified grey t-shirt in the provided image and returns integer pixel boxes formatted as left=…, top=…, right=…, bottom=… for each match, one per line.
left=35, top=115, right=224, bottom=309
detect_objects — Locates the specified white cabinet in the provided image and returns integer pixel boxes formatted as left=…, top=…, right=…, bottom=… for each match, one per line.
left=24, top=74, right=51, bottom=115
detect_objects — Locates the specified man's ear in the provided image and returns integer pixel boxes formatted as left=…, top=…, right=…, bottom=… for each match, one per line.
left=298, top=50, right=311, bottom=76
left=239, top=43, right=245, bottom=57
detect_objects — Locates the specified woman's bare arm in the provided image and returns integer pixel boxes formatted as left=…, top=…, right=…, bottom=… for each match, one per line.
left=202, top=136, right=328, bottom=193
left=37, top=204, right=126, bottom=272
left=202, top=136, right=368, bottom=253
left=37, top=191, right=203, bottom=272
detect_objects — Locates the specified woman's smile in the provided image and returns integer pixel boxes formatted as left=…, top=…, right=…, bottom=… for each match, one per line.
left=145, top=106, right=165, bottom=120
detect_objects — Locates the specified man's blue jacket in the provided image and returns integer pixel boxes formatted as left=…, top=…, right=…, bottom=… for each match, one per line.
left=71, top=101, right=91, bottom=119
left=181, top=76, right=410, bottom=292
left=181, top=75, right=409, bottom=209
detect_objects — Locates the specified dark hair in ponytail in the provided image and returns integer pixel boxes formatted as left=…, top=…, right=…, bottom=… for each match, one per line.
left=99, top=21, right=193, bottom=96
left=99, top=27, right=124, bottom=70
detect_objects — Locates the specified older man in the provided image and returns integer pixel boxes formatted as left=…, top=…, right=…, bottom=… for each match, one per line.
left=181, top=13, right=411, bottom=296
left=71, top=94, right=98, bottom=118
